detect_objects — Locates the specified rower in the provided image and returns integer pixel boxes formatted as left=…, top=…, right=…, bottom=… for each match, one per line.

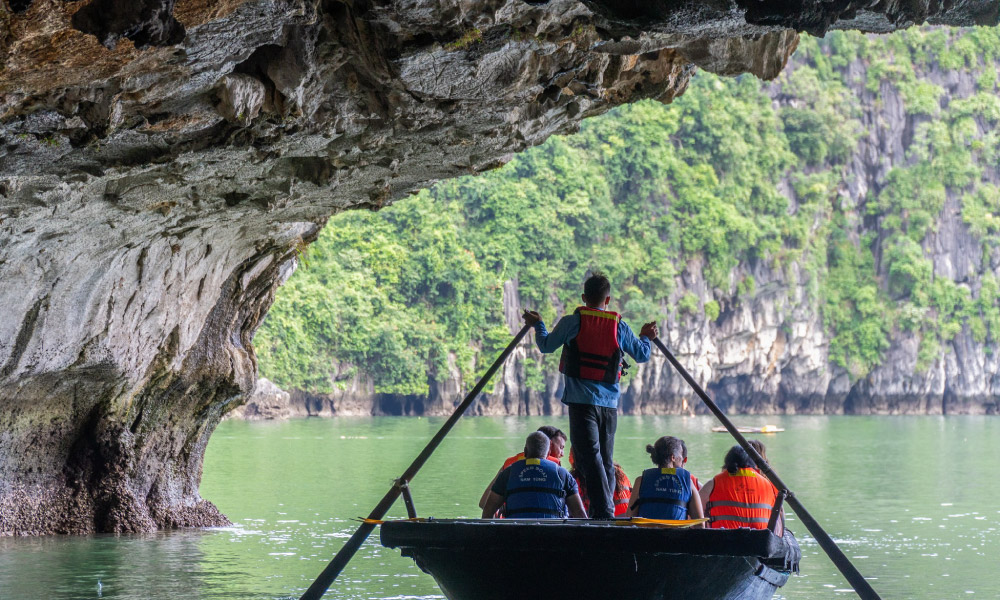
left=699, top=445, right=783, bottom=535
left=626, top=436, right=704, bottom=523
left=481, top=432, right=587, bottom=519
left=523, top=272, right=657, bottom=519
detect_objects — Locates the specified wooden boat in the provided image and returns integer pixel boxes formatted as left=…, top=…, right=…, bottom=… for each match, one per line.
left=380, top=518, right=800, bottom=600
left=712, top=425, right=784, bottom=434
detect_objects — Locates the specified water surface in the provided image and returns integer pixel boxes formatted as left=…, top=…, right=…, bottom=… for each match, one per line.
left=1, top=415, right=998, bottom=599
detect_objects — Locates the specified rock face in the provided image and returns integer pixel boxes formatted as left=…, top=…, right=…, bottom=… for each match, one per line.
left=226, top=377, right=293, bottom=420
left=0, top=1, right=995, bottom=535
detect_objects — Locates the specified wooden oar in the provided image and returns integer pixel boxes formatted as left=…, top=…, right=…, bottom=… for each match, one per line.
left=651, top=337, right=882, bottom=600
left=299, top=324, right=531, bottom=600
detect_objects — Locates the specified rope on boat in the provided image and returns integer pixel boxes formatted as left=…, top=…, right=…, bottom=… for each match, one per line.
left=621, top=517, right=708, bottom=528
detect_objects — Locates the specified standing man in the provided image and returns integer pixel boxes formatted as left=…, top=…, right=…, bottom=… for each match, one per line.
left=523, top=272, right=657, bottom=519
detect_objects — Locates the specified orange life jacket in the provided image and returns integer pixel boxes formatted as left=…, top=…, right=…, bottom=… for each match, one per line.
left=613, top=466, right=631, bottom=516
left=706, top=468, right=778, bottom=530
left=502, top=451, right=561, bottom=470
left=559, top=307, right=623, bottom=383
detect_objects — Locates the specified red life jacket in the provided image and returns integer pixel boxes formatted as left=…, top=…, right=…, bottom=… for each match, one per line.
left=706, top=468, right=778, bottom=530
left=559, top=306, right=623, bottom=384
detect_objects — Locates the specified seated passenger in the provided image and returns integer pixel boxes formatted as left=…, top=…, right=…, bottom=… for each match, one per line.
left=481, top=432, right=587, bottom=519
left=699, top=445, right=782, bottom=534
left=501, top=425, right=566, bottom=468
left=626, top=436, right=704, bottom=523
left=678, top=437, right=701, bottom=491
left=478, top=425, right=566, bottom=514
left=569, top=448, right=632, bottom=517
left=713, top=439, right=767, bottom=477
left=747, top=439, right=769, bottom=466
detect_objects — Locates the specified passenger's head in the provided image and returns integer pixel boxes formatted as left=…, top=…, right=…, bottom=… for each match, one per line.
left=646, top=436, right=685, bottom=468
left=747, top=439, right=768, bottom=464
left=582, top=272, right=611, bottom=308
left=524, top=431, right=551, bottom=460
left=536, top=425, right=567, bottom=459
left=613, top=462, right=629, bottom=494
left=723, top=445, right=755, bottom=474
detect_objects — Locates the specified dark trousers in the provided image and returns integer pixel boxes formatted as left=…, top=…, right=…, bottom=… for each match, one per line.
left=567, top=403, right=617, bottom=518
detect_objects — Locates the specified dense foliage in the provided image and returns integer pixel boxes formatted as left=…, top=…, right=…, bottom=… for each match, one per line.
left=256, top=28, right=1000, bottom=395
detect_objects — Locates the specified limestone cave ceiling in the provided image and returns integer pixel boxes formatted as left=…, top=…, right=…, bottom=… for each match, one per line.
left=0, top=0, right=997, bottom=535
left=2, top=1, right=996, bottom=212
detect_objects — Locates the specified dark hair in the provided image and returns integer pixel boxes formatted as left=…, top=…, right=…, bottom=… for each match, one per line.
left=536, top=425, right=566, bottom=442
left=646, top=436, right=685, bottom=467
left=747, top=439, right=767, bottom=464
left=583, top=272, right=611, bottom=306
left=679, top=438, right=689, bottom=459
left=524, top=431, right=550, bottom=459
left=723, top=445, right=754, bottom=474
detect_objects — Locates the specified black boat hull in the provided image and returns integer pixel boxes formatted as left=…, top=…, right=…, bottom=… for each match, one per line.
left=380, top=520, right=797, bottom=600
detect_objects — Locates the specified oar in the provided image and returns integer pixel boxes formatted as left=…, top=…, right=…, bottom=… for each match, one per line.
left=299, top=324, right=532, bottom=600
left=651, top=337, right=882, bottom=600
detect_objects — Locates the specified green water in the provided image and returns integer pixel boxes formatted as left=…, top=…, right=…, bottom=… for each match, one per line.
left=1, top=416, right=998, bottom=599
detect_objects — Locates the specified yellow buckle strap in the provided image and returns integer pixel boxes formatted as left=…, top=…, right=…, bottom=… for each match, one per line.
left=577, top=308, right=620, bottom=321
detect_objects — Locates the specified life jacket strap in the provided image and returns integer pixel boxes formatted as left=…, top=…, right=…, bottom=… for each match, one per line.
left=706, top=500, right=774, bottom=511
left=577, top=309, right=620, bottom=321
left=635, top=497, right=686, bottom=508
left=708, top=514, right=770, bottom=524
left=575, top=350, right=616, bottom=363
left=506, top=486, right=567, bottom=499
left=505, top=507, right=566, bottom=517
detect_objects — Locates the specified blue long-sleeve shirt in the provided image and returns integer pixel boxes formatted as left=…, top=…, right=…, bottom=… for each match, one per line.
left=533, top=310, right=652, bottom=409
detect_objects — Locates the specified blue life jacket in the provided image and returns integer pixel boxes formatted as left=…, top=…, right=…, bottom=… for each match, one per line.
left=635, top=467, right=692, bottom=520
left=504, top=458, right=568, bottom=518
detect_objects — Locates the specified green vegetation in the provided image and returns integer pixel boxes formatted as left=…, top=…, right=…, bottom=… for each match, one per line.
left=445, top=28, right=483, bottom=51
left=257, top=27, right=1000, bottom=394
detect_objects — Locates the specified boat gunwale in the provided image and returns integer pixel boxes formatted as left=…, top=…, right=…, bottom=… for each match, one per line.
left=380, top=518, right=793, bottom=562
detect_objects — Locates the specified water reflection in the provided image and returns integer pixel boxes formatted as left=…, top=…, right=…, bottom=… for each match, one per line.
left=1, top=416, right=998, bottom=599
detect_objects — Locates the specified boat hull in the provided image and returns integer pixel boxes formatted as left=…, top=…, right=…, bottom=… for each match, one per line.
left=380, top=520, right=797, bottom=600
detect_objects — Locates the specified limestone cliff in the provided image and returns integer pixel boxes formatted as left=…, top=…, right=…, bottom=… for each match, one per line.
left=283, top=29, right=1000, bottom=419
left=0, top=0, right=995, bottom=534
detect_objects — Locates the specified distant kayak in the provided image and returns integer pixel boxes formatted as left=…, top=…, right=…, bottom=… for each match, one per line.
left=712, top=425, right=784, bottom=434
